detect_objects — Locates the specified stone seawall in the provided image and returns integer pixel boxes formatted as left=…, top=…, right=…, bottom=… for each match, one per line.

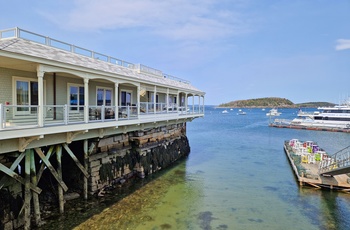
left=88, top=123, right=189, bottom=195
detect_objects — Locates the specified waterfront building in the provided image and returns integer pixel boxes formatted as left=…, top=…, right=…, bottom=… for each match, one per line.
left=0, top=27, right=205, bottom=229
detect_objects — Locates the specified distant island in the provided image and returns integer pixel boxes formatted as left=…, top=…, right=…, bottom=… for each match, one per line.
left=218, top=97, right=335, bottom=108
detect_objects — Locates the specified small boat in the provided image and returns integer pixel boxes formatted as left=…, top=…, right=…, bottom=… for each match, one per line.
left=266, top=108, right=281, bottom=116
left=222, top=110, right=228, bottom=114
left=237, top=109, right=246, bottom=115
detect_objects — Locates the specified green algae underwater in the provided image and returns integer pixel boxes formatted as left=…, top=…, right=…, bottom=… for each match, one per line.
left=40, top=107, right=350, bottom=230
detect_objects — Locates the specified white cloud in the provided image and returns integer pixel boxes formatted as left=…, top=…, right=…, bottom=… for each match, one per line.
left=335, top=39, right=350, bottom=51
left=45, top=0, right=252, bottom=41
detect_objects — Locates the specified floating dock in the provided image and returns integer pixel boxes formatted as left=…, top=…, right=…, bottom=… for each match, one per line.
left=284, top=140, right=350, bottom=191
left=271, top=123, right=350, bottom=133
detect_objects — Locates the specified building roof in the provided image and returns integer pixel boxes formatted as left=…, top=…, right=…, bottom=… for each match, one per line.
left=0, top=37, right=204, bottom=94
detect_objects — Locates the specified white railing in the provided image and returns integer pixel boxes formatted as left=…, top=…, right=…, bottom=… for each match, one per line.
left=0, top=103, right=203, bottom=131
left=318, top=145, right=350, bottom=175
left=0, top=27, right=191, bottom=84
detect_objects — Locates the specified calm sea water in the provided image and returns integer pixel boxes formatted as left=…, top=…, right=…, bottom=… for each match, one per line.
left=70, top=106, right=350, bottom=230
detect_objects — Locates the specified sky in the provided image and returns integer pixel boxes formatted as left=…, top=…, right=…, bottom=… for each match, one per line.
left=1, top=0, right=350, bottom=105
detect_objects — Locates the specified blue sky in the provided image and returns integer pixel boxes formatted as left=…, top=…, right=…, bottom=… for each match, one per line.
left=1, top=0, right=350, bottom=105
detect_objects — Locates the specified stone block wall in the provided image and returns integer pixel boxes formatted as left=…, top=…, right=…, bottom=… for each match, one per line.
left=87, top=123, right=189, bottom=194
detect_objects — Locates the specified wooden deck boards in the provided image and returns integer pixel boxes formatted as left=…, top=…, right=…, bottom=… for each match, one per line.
left=284, top=142, right=350, bottom=191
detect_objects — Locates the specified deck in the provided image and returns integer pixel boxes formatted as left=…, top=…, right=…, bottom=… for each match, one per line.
left=284, top=140, right=350, bottom=191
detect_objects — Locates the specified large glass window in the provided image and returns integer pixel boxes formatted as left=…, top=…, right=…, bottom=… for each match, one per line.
left=150, top=93, right=159, bottom=103
left=121, top=91, right=132, bottom=106
left=97, top=87, right=112, bottom=106
left=16, top=80, right=38, bottom=113
left=69, top=85, right=84, bottom=111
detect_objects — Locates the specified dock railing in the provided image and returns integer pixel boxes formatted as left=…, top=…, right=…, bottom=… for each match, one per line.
left=318, top=145, right=350, bottom=175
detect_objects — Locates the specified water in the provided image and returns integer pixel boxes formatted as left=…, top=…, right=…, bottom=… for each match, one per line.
left=72, top=106, right=350, bottom=230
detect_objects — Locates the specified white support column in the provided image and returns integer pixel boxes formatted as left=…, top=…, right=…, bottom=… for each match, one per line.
left=137, top=84, right=140, bottom=117
left=115, top=82, right=119, bottom=121
left=0, top=104, right=3, bottom=130
left=154, top=85, right=157, bottom=114
left=185, top=93, right=188, bottom=114
left=166, top=88, right=169, bottom=113
left=192, top=95, right=195, bottom=113
left=202, top=95, right=205, bottom=114
left=37, top=70, right=44, bottom=127
left=84, top=78, right=89, bottom=123
left=176, top=91, right=179, bottom=112
left=198, top=96, right=200, bottom=114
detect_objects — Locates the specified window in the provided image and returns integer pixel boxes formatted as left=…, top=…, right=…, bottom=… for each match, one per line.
left=168, top=96, right=176, bottom=105
left=150, top=92, right=159, bottom=103
left=69, top=84, right=84, bottom=111
left=97, top=87, right=112, bottom=106
left=15, top=78, right=38, bottom=114
left=121, top=90, right=132, bottom=106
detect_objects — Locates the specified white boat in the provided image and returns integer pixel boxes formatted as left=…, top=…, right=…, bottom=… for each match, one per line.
left=266, top=108, right=281, bottom=116
left=291, top=99, right=350, bottom=129
left=222, top=110, right=229, bottom=114
left=237, top=109, right=246, bottom=115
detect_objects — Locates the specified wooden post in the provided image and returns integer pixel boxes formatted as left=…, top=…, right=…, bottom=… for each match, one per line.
left=24, top=149, right=31, bottom=230
left=83, top=139, right=88, bottom=200
left=56, top=145, right=64, bottom=214
left=30, top=149, right=41, bottom=226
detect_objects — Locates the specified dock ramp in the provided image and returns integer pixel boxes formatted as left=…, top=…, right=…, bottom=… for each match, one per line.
left=319, top=145, right=350, bottom=176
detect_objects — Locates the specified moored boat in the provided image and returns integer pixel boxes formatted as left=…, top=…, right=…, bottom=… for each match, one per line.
left=266, top=108, right=281, bottom=116
left=290, top=98, right=350, bottom=130
left=237, top=109, right=246, bottom=115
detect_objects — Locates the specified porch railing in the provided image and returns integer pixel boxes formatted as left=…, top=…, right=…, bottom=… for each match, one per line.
left=0, top=103, right=203, bottom=131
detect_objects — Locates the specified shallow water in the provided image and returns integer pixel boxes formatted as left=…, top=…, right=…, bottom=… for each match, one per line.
left=59, top=107, right=350, bottom=229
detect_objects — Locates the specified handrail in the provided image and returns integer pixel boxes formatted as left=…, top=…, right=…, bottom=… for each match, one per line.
left=0, top=27, right=190, bottom=84
left=318, top=145, right=350, bottom=175
left=0, top=103, right=203, bottom=131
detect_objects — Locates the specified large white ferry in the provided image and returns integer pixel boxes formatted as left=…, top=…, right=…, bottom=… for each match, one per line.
left=291, top=99, right=350, bottom=129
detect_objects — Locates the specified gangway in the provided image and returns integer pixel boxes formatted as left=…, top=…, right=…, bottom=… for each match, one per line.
left=319, top=145, right=350, bottom=176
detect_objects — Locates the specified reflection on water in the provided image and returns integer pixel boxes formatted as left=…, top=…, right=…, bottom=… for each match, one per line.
left=46, top=107, right=350, bottom=230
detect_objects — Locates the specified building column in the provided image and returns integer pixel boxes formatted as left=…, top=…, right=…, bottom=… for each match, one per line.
left=37, top=70, right=44, bottom=127
left=137, top=84, right=140, bottom=117
left=202, top=95, right=205, bottom=114
left=176, top=91, right=180, bottom=111
left=84, top=78, right=89, bottom=123
left=115, top=82, right=119, bottom=121
left=185, top=93, right=188, bottom=114
left=198, top=95, right=200, bottom=113
left=154, top=85, right=157, bottom=114
left=192, top=95, right=195, bottom=113
left=166, top=88, right=169, bottom=113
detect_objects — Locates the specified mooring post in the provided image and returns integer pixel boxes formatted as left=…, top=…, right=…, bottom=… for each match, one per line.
left=83, top=139, right=88, bottom=200
left=24, top=149, right=31, bottom=230
left=30, top=149, right=41, bottom=226
left=56, top=145, right=64, bottom=214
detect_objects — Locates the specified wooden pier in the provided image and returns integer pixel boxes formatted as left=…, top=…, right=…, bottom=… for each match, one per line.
left=284, top=140, right=350, bottom=192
